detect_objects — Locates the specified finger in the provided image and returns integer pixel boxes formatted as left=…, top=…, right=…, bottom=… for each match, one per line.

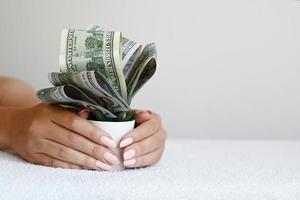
left=119, top=112, right=161, bottom=148
left=134, top=110, right=152, bottom=125
left=34, top=153, right=82, bottom=169
left=46, top=123, right=120, bottom=165
left=48, top=108, right=117, bottom=149
left=78, top=109, right=90, bottom=119
left=122, top=129, right=166, bottom=161
left=39, top=138, right=112, bottom=171
left=123, top=145, right=164, bottom=168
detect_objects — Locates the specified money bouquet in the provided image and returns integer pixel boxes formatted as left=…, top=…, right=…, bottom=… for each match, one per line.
left=37, top=25, right=157, bottom=122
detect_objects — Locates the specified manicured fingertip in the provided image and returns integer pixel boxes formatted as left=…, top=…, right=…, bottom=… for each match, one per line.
left=104, top=152, right=120, bottom=165
left=123, top=149, right=136, bottom=160
left=134, top=110, right=144, bottom=114
left=143, top=110, right=152, bottom=117
left=135, top=110, right=151, bottom=115
left=78, top=109, right=89, bottom=119
left=124, top=158, right=136, bottom=166
left=96, top=160, right=112, bottom=171
left=101, top=136, right=117, bottom=149
left=120, top=137, right=134, bottom=148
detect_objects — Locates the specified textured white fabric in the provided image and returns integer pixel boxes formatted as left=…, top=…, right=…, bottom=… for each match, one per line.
left=0, top=139, right=300, bottom=200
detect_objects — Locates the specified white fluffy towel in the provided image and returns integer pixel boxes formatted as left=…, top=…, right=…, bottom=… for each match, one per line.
left=1, top=139, right=300, bottom=200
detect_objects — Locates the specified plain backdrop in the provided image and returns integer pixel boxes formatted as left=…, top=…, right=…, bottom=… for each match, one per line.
left=0, top=0, right=299, bottom=139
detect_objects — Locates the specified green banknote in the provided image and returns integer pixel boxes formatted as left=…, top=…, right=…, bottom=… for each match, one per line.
left=126, top=43, right=157, bottom=103
left=37, top=26, right=157, bottom=121
left=37, top=84, right=116, bottom=120
left=48, top=71, right=129, bottom=112
left=59, top=29, right=127, bottom=101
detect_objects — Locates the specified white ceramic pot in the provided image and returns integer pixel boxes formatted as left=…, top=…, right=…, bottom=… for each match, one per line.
left=90, top=120, right=135, bottom=171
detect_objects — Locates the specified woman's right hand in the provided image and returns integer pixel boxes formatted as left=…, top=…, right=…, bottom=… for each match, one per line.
left=7, top=103, right=120, bottom=171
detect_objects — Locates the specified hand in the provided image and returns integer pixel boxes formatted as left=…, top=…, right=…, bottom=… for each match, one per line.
left=8, top=103, right=120, bottom=171
left=119, top=110, right=167, bottom=168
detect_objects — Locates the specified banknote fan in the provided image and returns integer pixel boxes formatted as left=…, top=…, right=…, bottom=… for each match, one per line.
left=37, top=25, right=157, bottom=121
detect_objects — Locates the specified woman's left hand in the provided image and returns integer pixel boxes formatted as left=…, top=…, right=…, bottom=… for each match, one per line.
left=119, top=111, right=167, bottom=168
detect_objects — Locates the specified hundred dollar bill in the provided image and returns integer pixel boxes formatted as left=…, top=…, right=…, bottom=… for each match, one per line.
left=121, top=37, right=142, bottom=79
left=48, top=71, right=129, bottom=112
left=38, top=26, right=157, bottom=121
left=59, top=29, right=127, bottom=101
left=37, top=84, right=116, bottom=119
left=86, top=25, right=142, bottom=81
left=126, top=43, right=157, bottom=103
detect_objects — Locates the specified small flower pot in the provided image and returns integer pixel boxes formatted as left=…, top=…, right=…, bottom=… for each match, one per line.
left=90, top=120, right=135, bottom=171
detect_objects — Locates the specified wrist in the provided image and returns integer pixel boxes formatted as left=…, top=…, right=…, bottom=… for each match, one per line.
left=0, top=107, right=23, bottom=150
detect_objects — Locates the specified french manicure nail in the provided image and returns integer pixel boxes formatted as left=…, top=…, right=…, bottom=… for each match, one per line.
left=120, top=137, right=133, bottom=148
left=96, top=160, right=112, bottom=171
left=123, top=149, right=136, bottom=160
left=124, top=158, right=136, bottom=166
left=101, top=136, right=116, bottom=149
left=104, top=152, right=120, bottom=165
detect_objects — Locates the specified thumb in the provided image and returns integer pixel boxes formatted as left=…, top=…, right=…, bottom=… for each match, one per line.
left=134, top=110, right=152, bottom=125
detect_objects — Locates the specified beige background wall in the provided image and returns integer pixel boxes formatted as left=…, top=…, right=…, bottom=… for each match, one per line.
left=0, top=0, right=300, bottom=138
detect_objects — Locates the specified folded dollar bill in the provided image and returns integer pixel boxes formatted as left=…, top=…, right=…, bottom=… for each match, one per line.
left=37, top=25, right=157, bottom=121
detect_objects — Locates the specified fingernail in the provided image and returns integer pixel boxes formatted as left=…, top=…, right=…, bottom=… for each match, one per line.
left=96, top=160, right=112, bottom=171
left=146, top=110, right=152, bottom=115
left=104, top=152, right=120, bottom=165
left=123, top=149, right=136, bottom=160
left=78, top=111, right=89, bottom=119
left=101, top=136, right=117, bottom=149
left=136, top=110, right=151, bottom=115
left=124, top=158, right=136, bottom=166
left=119, top=137, right=133, bottom=148
left=78, top=109, right=88, bottom=114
